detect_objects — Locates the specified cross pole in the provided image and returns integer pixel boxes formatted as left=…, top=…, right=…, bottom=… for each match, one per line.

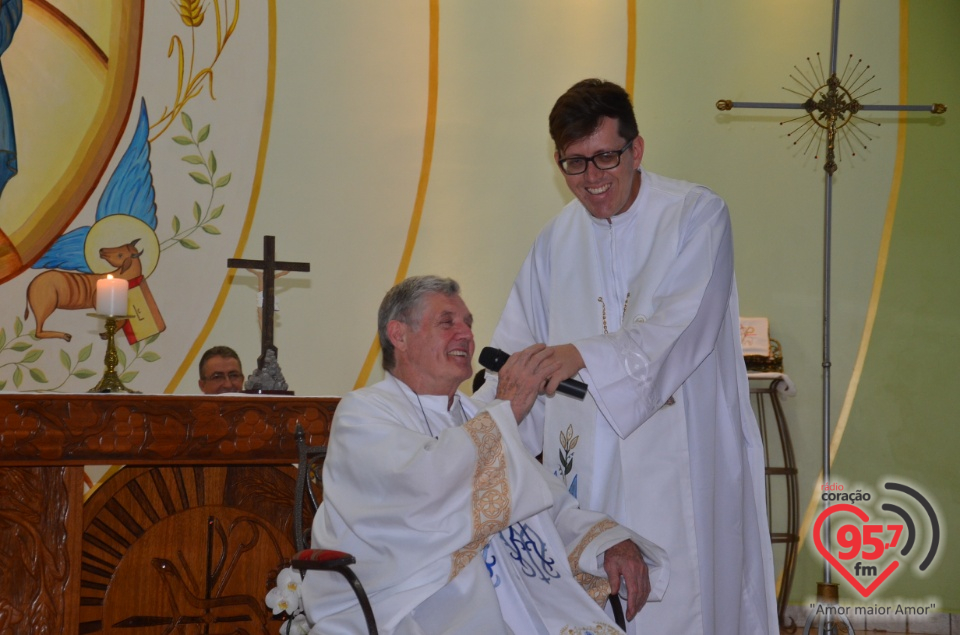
left=715, top=0, right=945, bottom=620
left=228, top=235, right=310, bottom=369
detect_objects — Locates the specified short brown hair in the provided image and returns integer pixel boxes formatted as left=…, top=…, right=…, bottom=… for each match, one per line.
left=548, top=79, right=639, bottom=153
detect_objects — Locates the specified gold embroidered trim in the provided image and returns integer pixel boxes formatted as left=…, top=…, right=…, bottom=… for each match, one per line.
left=449, top=411, right=510, bottom=580
left=568, top=519, right=617, bottom=606
left=560, top=623, right=622, bottom=635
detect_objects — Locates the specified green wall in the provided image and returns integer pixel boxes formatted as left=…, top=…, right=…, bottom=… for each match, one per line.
left=791, top=0, right=960, bottom=610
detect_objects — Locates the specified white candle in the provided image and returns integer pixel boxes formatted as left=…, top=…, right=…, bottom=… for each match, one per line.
left=96, top=275, right=128, bottom=316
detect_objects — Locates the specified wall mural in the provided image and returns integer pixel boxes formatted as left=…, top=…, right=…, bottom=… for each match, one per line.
left=0, top=0, right=267, bottom=393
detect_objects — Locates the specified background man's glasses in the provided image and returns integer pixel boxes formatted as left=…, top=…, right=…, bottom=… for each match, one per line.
left=558, top=138, right=635, bottom=176
left=204, top=372, right=244, bottom=382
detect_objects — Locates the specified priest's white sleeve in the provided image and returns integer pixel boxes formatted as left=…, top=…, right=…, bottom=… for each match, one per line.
left=575, top=191, right=735, bottom=438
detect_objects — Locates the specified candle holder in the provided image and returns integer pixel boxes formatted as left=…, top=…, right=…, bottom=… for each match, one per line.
left=88, top=313, right=139, bottom=393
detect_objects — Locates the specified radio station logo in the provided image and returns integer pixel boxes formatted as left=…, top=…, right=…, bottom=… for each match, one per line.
left=814, top=479, right=941, bottom=598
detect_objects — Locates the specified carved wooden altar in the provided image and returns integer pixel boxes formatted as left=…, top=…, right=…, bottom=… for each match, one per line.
left=0, top=393, right=338, bottom=635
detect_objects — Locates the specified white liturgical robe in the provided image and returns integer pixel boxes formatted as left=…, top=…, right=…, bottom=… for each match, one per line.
left=477, top=167, right=779, bottom=635
left=299, top=373, right=668, bottom=635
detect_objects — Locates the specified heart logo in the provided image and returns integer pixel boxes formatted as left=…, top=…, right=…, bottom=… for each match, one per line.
left=813, top=503, right=900, bottom=598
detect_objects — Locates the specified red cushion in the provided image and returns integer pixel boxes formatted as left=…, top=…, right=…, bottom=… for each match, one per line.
left=292, top=549, right=356, bottom=569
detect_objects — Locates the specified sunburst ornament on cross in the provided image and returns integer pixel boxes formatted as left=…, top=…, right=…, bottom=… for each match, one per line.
left=717, top=5, right=945, bottom=175
left=714, top=1, right=945, bottom=632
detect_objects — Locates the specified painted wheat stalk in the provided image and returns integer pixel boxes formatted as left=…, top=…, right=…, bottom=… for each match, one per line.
left=178, top=0, right=206, bottom=27
left=150, top=0, right=240, bottom=141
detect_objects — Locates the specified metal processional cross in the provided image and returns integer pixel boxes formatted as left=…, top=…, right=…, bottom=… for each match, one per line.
left=228, top=235, right=311, bottom=369
left=715, top=1, right=945, bottom=630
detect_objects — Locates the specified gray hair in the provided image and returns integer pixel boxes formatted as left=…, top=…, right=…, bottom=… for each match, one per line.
left=378, top=275, right=461, bottom=371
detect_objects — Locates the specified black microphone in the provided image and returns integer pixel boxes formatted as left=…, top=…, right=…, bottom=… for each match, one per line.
left=479, top=347, right=588, bottom=401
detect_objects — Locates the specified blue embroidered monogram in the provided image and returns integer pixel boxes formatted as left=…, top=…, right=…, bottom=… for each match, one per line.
left=483, top=544, right=500, bottom=587
left=498, top=522, right=560, bottom=583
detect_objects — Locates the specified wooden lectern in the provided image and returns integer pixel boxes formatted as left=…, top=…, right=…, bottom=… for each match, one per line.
left=0, top=393, right=338, bottom=635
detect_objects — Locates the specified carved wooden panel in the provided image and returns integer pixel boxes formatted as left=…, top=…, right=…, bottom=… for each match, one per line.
left=0, top=466, right=82, bottom=634
left=79, top=465, right=300, bottom=634
left=0, top=395, right=336, bottom=466
left=0, top=394, right=336, bottom=634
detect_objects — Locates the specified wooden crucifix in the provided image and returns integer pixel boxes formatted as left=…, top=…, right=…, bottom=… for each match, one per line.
left=228, top=235, right=310, bottom=369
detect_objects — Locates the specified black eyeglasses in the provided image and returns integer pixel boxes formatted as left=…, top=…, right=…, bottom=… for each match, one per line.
left=557, top=138, right=635, bottom=176
left=204, top=371, right=244, bottom=382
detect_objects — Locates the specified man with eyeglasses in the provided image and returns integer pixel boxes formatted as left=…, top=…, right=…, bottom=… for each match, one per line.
left=476, top=79, right=778, bottom=634
left=198, top=345, right=245, bottom=394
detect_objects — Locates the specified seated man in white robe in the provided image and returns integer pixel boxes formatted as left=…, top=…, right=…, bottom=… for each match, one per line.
left=299, top=275, right=668, bottom=635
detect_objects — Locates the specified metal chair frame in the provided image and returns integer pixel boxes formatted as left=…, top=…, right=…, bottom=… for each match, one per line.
left=290, top=424, right=377, bottom=635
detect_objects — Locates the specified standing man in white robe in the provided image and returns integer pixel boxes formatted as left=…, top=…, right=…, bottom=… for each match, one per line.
left=299, top=275, right=668, bottom=635
left=475, top=79, right=779, bottom=635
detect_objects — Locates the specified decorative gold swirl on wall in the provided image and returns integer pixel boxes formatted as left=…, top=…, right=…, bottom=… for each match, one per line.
left=354, top=0, right=440, bottom=389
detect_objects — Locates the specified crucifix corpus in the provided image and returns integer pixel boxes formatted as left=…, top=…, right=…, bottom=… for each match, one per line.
left=227, top=235, right=310, bottom=394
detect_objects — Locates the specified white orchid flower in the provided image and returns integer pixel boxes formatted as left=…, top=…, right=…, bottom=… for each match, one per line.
left=277, top=567, right=302, bottom=596
left=266, top=567, right=306, bottom=622
left=265, top=585, right=301, bottom=616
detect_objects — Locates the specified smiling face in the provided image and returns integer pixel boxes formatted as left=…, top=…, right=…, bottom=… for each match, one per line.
left=387, top=291, right=475, bottom=399
left=556, top=116, right=644, bottom=220
left=198, top=355, right=244, bottom=394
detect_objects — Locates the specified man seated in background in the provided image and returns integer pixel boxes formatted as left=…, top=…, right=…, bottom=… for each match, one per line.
left=198, top=345, right=244, bottom=394
left=298, top=275, right=667, bottom=635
